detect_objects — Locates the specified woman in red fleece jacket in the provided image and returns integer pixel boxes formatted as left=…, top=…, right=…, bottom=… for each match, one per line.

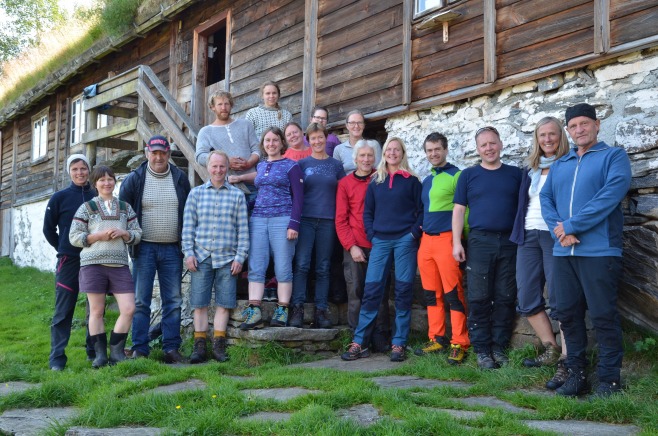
left=335, top=140, right=390, bottom=350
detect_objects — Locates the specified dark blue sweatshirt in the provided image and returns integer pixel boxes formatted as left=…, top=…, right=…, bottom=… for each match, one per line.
left=43, top=182, right=95, bottom=257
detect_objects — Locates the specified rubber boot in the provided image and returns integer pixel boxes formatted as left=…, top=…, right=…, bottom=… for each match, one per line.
left=91, top=333, right=108, bottom=368
left=109, top=331, right=128, bottom=365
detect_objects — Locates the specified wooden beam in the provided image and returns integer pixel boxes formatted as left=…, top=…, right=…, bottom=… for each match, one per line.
left=83, top=80, right=137, bottom=111
left=98, top=106, right=138, bottom=120
left=402, top=0, right=412, bottom=105
left=53, top=93, right=62, bottom=191
left=224, top=9, right=232, bottom=91
left=96, top=67, right=140, bottom=94
left=11, top=121, right=18, bottom=206
left=93, top=138, right=138, bottom=150
left=483, top=0, right=496, bottom=84
left=595, top=0, right=610, bottom=54
left=82, top=118, right=137, bottom=143
left=302, top=0, right=319, bottom=128
left=168, top=21, right=181, bottom=121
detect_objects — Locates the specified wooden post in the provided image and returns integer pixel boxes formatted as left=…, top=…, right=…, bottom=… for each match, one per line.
left=402, top=0, right=413, bottom=105
left=483, top=0, right=496, bottom=84
left=594, top=0, right=610, bottom=54
left=301, top=0, right=318, bottom=128
left=84, top=109, right=98, bottom=168
left=53, top=93, right=62, bottom=191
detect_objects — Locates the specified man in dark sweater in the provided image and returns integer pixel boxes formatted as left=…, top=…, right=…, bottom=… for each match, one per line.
left=452, top=127, right=522, bottom=369
left=43, top=154, right=96, bottom=370
left=120, top=136, right=191, bottom=363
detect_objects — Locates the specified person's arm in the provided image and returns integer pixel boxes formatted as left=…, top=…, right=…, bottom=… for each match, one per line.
left=452, top=204, right=466, bottom=262
left=195, top=129, right=211, bottom=167
left=181, top=190, right=197, bottom=260
left=411, top=178, right=423, bottom=239
left=540, top=168, right=561, bottom=241
left=363, top=183, right=375, bottom=241
left=69, top=204, right=90, bottom=248
left=287, top=164, right=304, bottom=234
left=42, top=196, right=60, bottom=249
left=335, top=180, right=357, bottom=251
left=228, top=172, right=257, bottom=185
left=233, top=193, right=249, bottom=274
left=124, top=204, right=142, bottom=245
left=562, top=149, right=632, bottom=236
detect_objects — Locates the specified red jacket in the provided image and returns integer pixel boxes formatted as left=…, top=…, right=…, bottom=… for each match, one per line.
left=335, top=171, right=373, bottom=251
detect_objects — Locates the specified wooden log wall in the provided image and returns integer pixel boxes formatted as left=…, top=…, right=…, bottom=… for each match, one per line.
left=316, top=0, right=405, bottom=124
left=610, top=0, right=658, bottom=48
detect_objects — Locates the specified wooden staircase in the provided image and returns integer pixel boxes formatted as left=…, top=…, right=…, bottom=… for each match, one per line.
left=81, top=65, right=208, bottom=181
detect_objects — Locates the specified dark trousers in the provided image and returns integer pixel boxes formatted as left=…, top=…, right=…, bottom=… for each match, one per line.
left=465, top=230, right=517, bottom=354
left=553, top=256, right=623, bottom=382
left=50, top=255, right=93, bottom=368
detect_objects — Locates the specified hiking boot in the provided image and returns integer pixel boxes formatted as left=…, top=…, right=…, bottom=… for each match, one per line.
left=212, top=337, right=229, bottom=362
left=492, top=350, right=509, bottom=367
left=414, top=335, right=450, bottom=356
left=556, top=368, right=589, bottom=397
left=108, top=331, right=128, bottom=365
left=590, top=380, right=622, bottom=399
left=163, top=349, right=187, bottom=364
left=447, top=344, right=466, bottom=365
left=390, top=345, right=406, bottom=362
left=189, top=337, right=207, bottom=364
left=270, top=305, right=289, bottom=327
left=477, top=352, right=498, bottom=370
left=545, top=358, right=568, bottom=390
left=523, top=342, right=561, bottom=367
left=289, top=304, right=304, bottom=328
left=131, top=350, right=149, bottom=359
left=239, top=305, right=264, bottom=330
left=341, top=342, right=370, bottom=361
left=313, top=307, right=332, bottom=329
left=91, top=333, right=108, bottom=369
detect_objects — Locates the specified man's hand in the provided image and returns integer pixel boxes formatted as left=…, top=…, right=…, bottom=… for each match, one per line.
left=554, top=222, right=566, bottom=242
left=287, top=229, right=298, bottom=240
left=229, top=157, right=248, bottom=171
left=185, top=256, right=198, bottom=272
left=560, top=234, right=580, bottom=247
left=350, top=245, right=366, bottom=263
left=453, top=242, right=466, bottom=262
left=231, top=261, right=243, bottom=276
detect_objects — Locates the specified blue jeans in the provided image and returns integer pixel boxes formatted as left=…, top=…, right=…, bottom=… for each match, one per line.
left=466, top=230, right=517, bottom=354
left=190, top=259, right=237, bottom=309
left=131, top=241, right=183, bottom=355
left=248, top=216, right=296, bottom=283
left=354, top=234, right=418, bottom=347
left=292, top=218, right=336, bottom=309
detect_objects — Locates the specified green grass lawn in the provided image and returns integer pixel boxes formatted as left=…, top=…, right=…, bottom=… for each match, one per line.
left=0, top=257, right=656, bottom=435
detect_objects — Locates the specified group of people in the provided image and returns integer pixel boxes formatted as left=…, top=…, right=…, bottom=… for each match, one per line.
left=44, top=78, right=630, bottom=399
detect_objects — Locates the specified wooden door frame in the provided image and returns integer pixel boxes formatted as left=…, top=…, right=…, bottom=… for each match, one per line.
left=191, top=10, right=231, bottom=129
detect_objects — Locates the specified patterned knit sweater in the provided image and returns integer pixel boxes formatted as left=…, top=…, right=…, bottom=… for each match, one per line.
left=70, top=196, right=142, bottom=266
left=245, top=105, right=292, bottom=141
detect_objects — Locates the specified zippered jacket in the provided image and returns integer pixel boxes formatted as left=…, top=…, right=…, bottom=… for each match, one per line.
left=540, top=141, right=631, bottom=257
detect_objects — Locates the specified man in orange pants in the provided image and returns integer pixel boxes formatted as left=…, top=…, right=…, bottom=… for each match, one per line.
left=415, top=132, right=469, bottom=364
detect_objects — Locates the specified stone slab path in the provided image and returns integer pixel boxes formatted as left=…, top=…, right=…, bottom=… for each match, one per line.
left=0, top=355, right=643, bottom=434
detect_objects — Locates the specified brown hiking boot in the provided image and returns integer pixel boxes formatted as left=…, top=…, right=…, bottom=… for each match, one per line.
left=212, top=337, right=229, bottom=362
left=189, top=337, right=207, bottom=364
left=523, top=342, right=561, bottom=367
left=546, top=357, right=568, bottom=390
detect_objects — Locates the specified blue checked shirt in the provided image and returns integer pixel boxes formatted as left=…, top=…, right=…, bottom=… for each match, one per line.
left=182, top=180, right=249, bottom=267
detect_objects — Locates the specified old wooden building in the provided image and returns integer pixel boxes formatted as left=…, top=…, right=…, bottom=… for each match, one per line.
left=1, top=0, right=657, bottom=332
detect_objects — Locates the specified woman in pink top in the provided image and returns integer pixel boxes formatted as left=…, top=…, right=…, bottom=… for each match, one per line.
left=283, top=122, right=311, bottom=161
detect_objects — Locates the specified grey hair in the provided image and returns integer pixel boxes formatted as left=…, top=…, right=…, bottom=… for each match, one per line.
left=352, top=139, right=377, bottom=163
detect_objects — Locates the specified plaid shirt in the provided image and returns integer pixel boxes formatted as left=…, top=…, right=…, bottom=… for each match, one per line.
left=182, top=180, right=249, bottom=267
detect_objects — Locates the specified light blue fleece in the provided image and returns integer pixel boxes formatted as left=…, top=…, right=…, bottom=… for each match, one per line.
left=540, top=141, right=631, bottom=257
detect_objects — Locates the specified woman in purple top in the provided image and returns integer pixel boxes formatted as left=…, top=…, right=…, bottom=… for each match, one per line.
left=240, top=127, right=304, bottom=330
left=290, top=123, right=346, bottom=329
left=303, top=106, right=342, bottom=157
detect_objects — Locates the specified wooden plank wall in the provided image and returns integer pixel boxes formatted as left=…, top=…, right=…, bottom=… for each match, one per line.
left=228, top=0, right=306, bottom=118
left=411, top=0, right=484, bottom=102
left=316, top=0, right=405, bottom=124
left=0, top=129, right=13, bottom=209
left=495, top=0, right=594, bottom=77
left=610, top=0, right=658, bottom=48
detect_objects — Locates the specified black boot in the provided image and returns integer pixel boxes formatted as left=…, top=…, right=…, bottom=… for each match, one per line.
left=212, top=337, right=229, bottom=362
left=556, top=368, right=589, bottom=397
left=91, top=333, right=108, bottom=368
left=189, top=337, right=207, bottom=364
left=289, top=304, right=304, bottom=328
left=313, top=307, right=332, bottom=329
left=109, top=331, right=128, bottom=365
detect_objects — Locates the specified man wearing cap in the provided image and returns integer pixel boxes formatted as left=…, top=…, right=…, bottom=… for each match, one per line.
left=120, top=135, right=191, bottom=363
left=452, top=126, right=522, bottom=370
left=540, top=103, right=631, bottom=397
left=195, top=91, right=260, bottom=205
left=43, top=154, right=96, bottom=370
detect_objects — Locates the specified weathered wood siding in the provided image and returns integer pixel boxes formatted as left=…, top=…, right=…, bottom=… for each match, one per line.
left=229, top=0, right=306, bottom=117
left=610, top=0, right=658, bottom=48
left=0, top=129, right=14, bottom=209
left=316, top=0, right=405, bottom=123
left=411, top=0, right=484, bottom=102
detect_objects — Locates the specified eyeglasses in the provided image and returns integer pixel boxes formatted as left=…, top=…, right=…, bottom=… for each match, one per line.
left=347, top=121, right=365, bottom=127
left=312, top=115, right=327, bottom=121
left=475, top=126, right=500, bottom=139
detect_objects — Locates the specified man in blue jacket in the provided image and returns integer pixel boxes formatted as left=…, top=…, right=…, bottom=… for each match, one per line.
left=43, top=154, right=96, bottom=370
left=120, top=136, right=191, bottom=363
left=540, top=103, right=631, bottom=398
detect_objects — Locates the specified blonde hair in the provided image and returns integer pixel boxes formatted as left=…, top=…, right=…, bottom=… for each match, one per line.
left=373, top=137, right=417, bottom=184
left=207, top=91, right=233, bottom=108
left=526, top=117, right=570, bottom=170
left=206, top=150, right=229, bottom=168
